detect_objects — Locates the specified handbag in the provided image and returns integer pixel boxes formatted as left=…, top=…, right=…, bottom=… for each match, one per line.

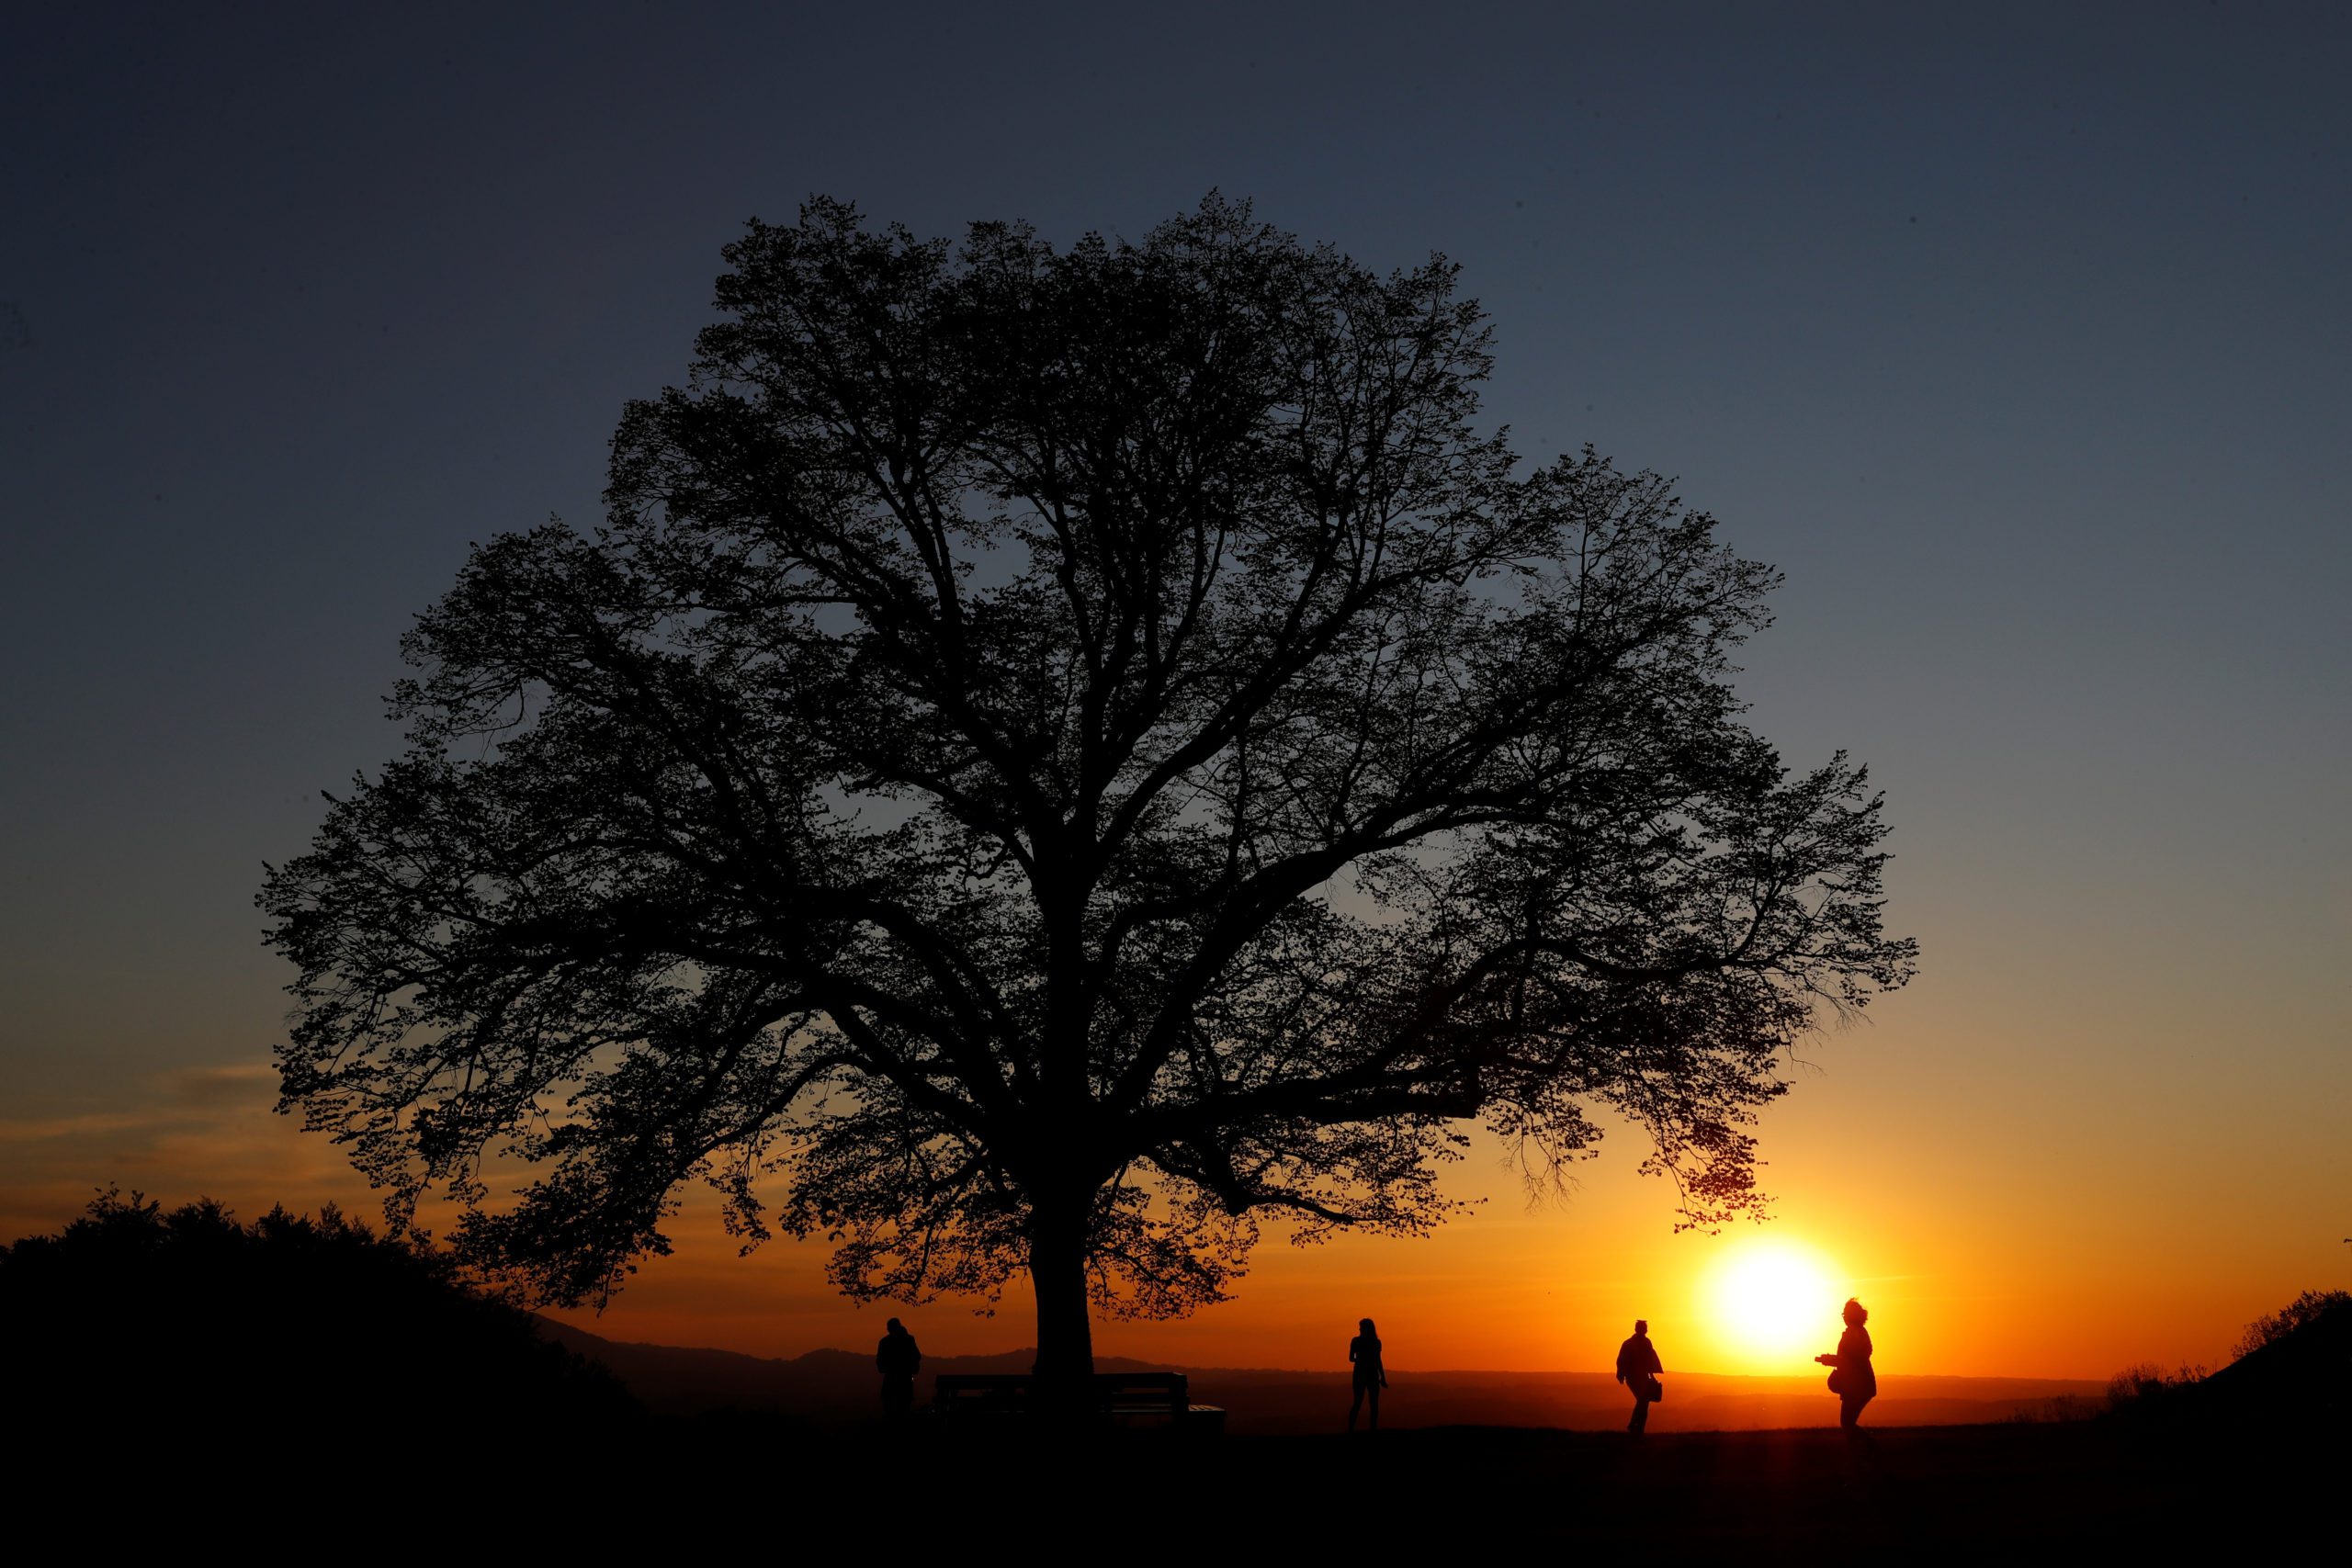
left=1646, top=1374, right=1663, bottom=1404
left=1826, top=1365, right=1849, bottom=1395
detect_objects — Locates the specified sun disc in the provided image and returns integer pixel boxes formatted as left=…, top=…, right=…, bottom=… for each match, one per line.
left=1709, top=1240, right=1842, bottom=1363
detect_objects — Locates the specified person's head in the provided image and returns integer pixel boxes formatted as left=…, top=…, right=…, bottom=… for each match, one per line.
left=1634, top=1319, right=1648, bottom=1336
left=1842, top=1298, right=1868, bottom=1327
left=887, top=1316, right=904, bottom=1335
left=1360, top=1317, right=1376, bottom=1337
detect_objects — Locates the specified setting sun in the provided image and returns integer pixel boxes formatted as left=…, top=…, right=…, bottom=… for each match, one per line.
left=1706, top=1241, right=1846, bottom=1366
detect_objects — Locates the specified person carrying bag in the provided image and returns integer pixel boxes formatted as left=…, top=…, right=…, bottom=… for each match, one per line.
left=1616, top=1319, right=1666, bottom=1434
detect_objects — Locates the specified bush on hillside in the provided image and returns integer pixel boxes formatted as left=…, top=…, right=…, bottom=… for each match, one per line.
left=2232, top=1290, right=2350, bottom=1360
left=2103, top=1361, right=2206, bottom=1413
left=0, top=1188, right=639, bottom=1453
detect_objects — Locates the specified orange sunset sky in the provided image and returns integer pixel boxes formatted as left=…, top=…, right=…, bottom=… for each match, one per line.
left=4, top=7, right=2347, bottom=1386
left=4, top=904, right=2342, bottom=1382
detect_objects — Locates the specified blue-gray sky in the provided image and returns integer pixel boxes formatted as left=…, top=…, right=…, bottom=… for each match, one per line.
left=3, top=2, right=2346, bottom=1373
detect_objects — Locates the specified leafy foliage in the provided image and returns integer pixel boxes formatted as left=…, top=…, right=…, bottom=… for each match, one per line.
left=260, top=197, right=1916, bottom=1362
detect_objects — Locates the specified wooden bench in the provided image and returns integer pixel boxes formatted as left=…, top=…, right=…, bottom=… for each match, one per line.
left=933, top=1371, right=1225, bottom=1434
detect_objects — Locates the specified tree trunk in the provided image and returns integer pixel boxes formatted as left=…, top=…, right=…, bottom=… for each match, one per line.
left=1027, top=1195, right=1096, bottom=1423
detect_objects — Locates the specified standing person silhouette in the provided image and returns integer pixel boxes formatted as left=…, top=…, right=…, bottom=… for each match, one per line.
left=1615, top=1318, right=1665, bottom=1434
left=1815, top=1298, right=1876, bottom=1430
left=876, top=1316, right=922, bottom=1422
left=1348, top=1317, right=1388, bottom=1431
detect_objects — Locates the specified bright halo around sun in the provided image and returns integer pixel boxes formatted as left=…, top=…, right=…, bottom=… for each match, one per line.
left=1706, top=1239, right=1844, bottom=1365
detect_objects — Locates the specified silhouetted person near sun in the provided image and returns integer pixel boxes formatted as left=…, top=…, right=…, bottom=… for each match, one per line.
left=1616, top=1318, right=1665, bottom=1433
left=877, top=1316, right=922, bottom=1422
left=1815, top=1298, right=1876, bottom=1430
left=1348, top=1317, right=1388, bottom=1431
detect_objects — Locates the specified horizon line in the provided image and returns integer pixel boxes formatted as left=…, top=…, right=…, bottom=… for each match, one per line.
left=541, top=1324, right=2118, bottom=1383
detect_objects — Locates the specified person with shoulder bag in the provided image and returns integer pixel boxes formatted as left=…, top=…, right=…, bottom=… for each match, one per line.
left=1615, top=1318, right=1665, bottom=1434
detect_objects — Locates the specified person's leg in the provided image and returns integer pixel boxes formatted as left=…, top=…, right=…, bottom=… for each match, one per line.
left=1367, top=1382, right=1380, bottom=1431
left=1349, top=1384, right=1363, bottom=1431
left=1839, top=1395, right=1860, bottom=1430
left=1630, top=1396, right=1648, bottom=1434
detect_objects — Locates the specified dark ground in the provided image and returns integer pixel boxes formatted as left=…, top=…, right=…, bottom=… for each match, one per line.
left=29, top=1408, right=2335, bottom=1554
left=732, top=1416, right=2340, bottom=1554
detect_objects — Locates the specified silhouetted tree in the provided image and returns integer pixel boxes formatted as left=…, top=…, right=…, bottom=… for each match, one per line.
left=0, top=1188, right=637, bottom=1450
left=260, top=197, right=1916, bottom=1405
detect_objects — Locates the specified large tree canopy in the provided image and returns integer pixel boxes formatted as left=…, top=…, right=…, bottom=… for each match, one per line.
left=262, top=196, right=1915, bottom=1386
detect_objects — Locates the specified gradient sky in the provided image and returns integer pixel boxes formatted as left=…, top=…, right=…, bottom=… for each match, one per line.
left=4, top=2, right=2346, bottom=1380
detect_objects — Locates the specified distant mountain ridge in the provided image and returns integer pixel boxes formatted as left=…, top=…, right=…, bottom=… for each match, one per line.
left=532, top=1317, right=1165, bottom=1419
left=534, top=1317, right=2109, bottom=1433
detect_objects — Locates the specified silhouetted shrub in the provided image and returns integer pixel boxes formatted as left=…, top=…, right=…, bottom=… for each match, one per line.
left=2101, top=1286, right=2352, bottom=1435
left=2198, top=1285, right=2352, bottom=1425
left=2231, top=1290, right=2350, bottom=1360
left=2006, top=1393, right=2108, bottom=1423
left=2101, top=1361, right=2206, bottom=1418
left=0, top=1188, right=639, bottom=1456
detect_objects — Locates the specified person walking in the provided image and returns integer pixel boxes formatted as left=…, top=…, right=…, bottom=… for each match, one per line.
left=876, top=1316, right=922, bottom=1422
left=1815, top=1298, right=1876, bottom=1431
left=1615, top=1319, right=1665, bottom=1434
left=1348, top=1317, right=1388, bottom=1431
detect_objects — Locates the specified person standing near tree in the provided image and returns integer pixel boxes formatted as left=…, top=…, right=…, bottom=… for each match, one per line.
left=876, top=1316, right=922, bottom=1422
left=1616, top=1319, right=1665, bottom=1434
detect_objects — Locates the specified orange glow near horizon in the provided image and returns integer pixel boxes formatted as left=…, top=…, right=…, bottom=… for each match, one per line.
left=5, top=1007, right=2347, bottom=1385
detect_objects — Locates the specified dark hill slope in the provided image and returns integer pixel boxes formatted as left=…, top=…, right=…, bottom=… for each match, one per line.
left=1, top=1190, right=637, bottom=1449
left=2190, top=1289, right=2351, bottom=1418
